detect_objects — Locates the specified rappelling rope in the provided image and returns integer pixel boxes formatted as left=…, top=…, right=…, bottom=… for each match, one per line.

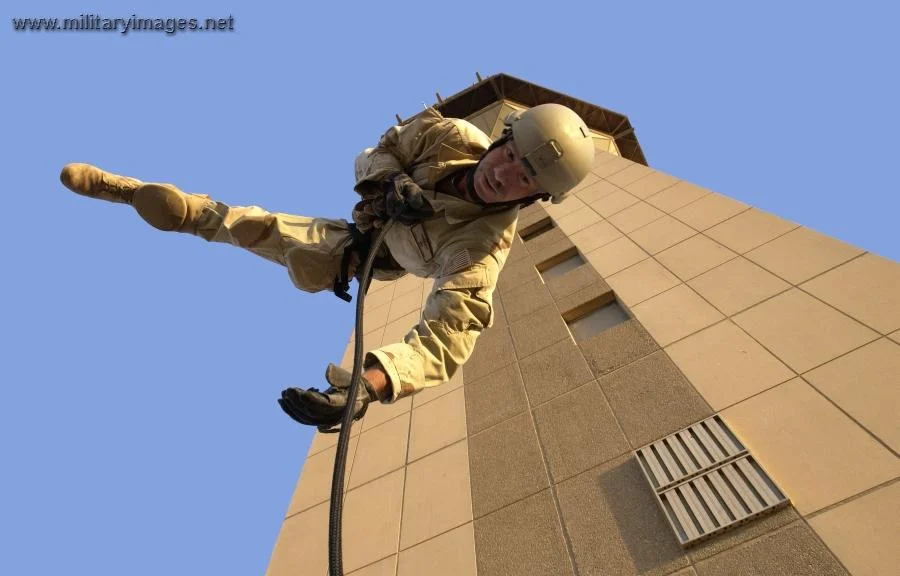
left=328, top=217, right=395, bottom=576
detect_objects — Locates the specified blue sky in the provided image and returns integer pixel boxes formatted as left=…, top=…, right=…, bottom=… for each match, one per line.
left=2, top=1, right=897, bottom=574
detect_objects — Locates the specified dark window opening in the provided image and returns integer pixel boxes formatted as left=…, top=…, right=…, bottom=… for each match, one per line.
left=539, top=252, right=586, bottom=282
left=563, top=294, right=629, bottom=341
left=518, top=217, right=554, bottom=241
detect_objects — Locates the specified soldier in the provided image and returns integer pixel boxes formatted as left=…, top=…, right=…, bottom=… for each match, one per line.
left=60, top=103, right=595, bottom=432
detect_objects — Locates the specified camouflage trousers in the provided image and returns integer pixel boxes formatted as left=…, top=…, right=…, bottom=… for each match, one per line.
left=185, top=193, right=404, bottom=295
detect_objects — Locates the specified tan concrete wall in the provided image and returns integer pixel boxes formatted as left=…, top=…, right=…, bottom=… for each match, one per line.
left=268, top=139, right=898, bottom=576
left=542, top=150, right=899, bottom=575
left=267, top=273, right=474, bottom=575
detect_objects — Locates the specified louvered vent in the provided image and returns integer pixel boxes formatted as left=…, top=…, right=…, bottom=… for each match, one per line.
left=635, top=415, right=789, bottom=547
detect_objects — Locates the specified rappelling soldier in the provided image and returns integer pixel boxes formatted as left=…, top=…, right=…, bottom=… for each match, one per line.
left=60, top=103, right=595, bottom=432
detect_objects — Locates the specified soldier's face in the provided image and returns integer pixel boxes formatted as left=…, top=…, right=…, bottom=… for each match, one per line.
left=473, top=141, right=542, bottom=204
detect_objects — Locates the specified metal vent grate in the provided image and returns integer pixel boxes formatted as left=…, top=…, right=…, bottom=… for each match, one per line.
left=635, top=416, right=789, bottom=547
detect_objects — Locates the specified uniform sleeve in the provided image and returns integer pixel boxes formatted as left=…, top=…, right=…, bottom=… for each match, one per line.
left=353, top=108, right=454, bottom=195
left=366, top=249, right=500, bottom=402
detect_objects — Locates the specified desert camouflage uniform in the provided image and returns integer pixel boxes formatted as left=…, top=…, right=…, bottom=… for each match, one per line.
left=186, top=108, right=517, bottom=402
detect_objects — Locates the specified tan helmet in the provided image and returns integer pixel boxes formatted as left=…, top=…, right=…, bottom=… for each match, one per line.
left=503, top=103, right=595, bottom=203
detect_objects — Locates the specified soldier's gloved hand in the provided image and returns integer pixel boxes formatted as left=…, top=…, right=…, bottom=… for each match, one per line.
left=384, top=173, right=434, bottom=224
left=278, top=364, right=379, bottom=433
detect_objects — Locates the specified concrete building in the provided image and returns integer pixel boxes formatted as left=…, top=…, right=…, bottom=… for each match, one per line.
left=267, top=74, right=899, bottom=576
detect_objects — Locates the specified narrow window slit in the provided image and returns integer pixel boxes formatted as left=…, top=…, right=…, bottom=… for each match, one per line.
left=518, top=217, right=554, bottom=241
left=538, top=249, right=585, bottom=282
left=562, top=293, right=628, bottom=342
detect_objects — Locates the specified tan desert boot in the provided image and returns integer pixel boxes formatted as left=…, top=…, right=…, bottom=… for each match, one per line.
left=60, top=163, right=143, bottom=204
left=60, top=163, right=212, bottom=234
left=132, top=183, right=212, bottom=234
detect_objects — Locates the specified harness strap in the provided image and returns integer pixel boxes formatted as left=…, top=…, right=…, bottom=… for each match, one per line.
left=333, top=223, right=372, bottom=302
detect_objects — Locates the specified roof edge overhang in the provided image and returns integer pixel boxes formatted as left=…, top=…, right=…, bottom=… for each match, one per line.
left=404, top=72, right=647, bottom=166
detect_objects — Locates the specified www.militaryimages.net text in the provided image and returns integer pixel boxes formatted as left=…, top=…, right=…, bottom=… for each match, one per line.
left=11, top=14, right=235, bottom=35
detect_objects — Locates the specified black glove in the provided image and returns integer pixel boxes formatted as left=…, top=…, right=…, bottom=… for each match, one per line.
left=278, top=364, right=379, bottom=433
left=384, top=173, right=433, bottom=224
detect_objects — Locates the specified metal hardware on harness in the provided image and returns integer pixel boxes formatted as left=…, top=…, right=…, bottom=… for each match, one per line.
left=333, top=223, right=372, bottom=303
left=328, top=216, right=396, bottom=575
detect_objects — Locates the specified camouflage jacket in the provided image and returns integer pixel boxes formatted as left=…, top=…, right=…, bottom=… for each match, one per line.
left=353, top=108, right=519, bottom=400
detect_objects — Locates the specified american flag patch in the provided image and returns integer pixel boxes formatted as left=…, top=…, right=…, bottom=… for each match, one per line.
left=441, top=249, right=473, bottom=277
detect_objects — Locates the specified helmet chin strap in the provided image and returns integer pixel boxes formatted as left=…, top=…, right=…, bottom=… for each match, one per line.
left=463, top=167, right=490, bottom=207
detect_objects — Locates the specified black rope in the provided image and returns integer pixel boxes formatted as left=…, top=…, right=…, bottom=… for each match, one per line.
left=328, top=217, right=395, bottom=576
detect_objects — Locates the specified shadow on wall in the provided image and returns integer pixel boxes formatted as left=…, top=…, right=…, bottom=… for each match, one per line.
left=598, top=458, right=687, bottom=573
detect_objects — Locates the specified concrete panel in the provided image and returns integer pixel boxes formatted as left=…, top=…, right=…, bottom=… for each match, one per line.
left=665, top=320, right=794, bottom=410
left=465, top=362, right=529, bottom=435
left=687, top=256, right=790, bottom=316
left=705, top=208, right=798, bottom=254
left=645, top=180, right=711, bottom=213
left=346, top=555, right=396, bottom=576
left=630, top=215, right=697, bottom=255
left=598, top=350, right=713, bottom=448
left=267, top=501, right=330, bottom=576
left=387, top=288, right=422, bottom=323
left=732, top=288, right=878, bottom=374
left=570, top=219, right=623, bottom=253
left=804, top=338, right=900, bottom=452
left=397, top=522, right=477, bottom=575
left=656, top=234, right=738, bottom=282
left=532, top=381, right=631, bottom=482
left=408, top=386, right=467, bottom=462
left=809, top=481, right=900, bottom=576
left=592, top=155, right=634, bottom=178
left=287, top=434, right=359, bottom=516
left=575, top=178, right=622, bottom=204
left=363, top=282, right=396, bottom=311
left=468, top=412, right=549, bottom=519
left=578, top=318, right=660, bottom=378
left=632, top=284, right=724, bottom=347
left=341, top=468, right=405, bottom=573
left=722, top=378, right=900, bottom=515
left=361, top=395, right=412, bottom=432
left=671, top=192, right=749, bottom=232
left=381, top=309, right=420, bottom=347
left=609, top=201, right=665, bottom=233
left=497, top=257, right=541, bottom=294
left=556, top=455, right=691, bottom=576
left=348, top=410, right=410, bottom=489
left=546, top=263, right=605, bottom=302
left=556, top=205, right=603, bottom=235
left=362, top=301, right=390, bottom=333
left=518, top=337, right=594, bottom=407
left=502, top=276, right=554, bottom=324
left=400, top=441, right=472, bottom=549
left=692, top=521, right=847, bottom=576
left=585, top=236, right=650, bottom=277
left=607, top=163, right=655, bottom=187
left=508, top=304, right=572, bottom=359
left=589, top=188, right=641, bottom=217
left=606, top=258, right=681, bottom=307
left=474, top=490, right=574, bottom=576
left=745, top=226, right=864, bottom=284
left=464, top=324, right=517, bottom=382
left=802, top=252, right=900, bottom=334
left=623, top=171, right=681, bottom=200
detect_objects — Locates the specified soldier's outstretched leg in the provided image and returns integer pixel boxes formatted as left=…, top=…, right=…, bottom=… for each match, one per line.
left=60, top=162, right=214, bottom=234
left=60, top=163, right=355, bottom=294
